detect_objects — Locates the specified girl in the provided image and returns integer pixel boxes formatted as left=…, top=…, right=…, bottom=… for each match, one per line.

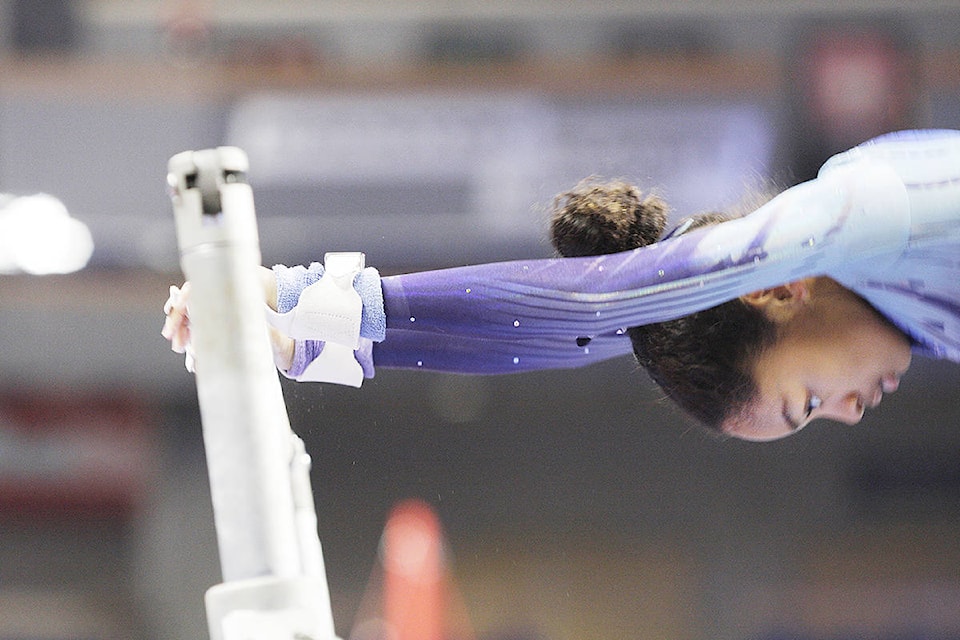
left=163, top=129, right=960, bottom=441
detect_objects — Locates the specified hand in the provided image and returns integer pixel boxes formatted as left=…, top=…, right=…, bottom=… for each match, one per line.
left=161, top=282, right=196, bottom=372
left=161, top=275, right=295, bottom=372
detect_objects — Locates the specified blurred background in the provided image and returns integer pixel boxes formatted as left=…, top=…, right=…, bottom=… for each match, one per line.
left=0, top=1, right=959, bottom=639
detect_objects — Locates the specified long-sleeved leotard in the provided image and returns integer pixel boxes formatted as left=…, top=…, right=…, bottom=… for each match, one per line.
left=276, top=129, right=960, bottom=377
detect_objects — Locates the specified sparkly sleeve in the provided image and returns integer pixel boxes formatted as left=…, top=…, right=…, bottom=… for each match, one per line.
left=371, top=225, right=810, bottom=374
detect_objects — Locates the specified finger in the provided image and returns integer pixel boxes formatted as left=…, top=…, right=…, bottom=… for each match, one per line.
left=161, top=305, right=186, bottom=341
left=161, top=317, right=174, bottom=341
left=163, top=285, right=180, bottom=315
left=170, top=332, right=185, bottom=354
left=173, top=322, right=192, bottom=354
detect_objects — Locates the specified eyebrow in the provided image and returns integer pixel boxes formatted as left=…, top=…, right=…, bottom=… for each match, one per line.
left=781, top=401, right=802, bottom=432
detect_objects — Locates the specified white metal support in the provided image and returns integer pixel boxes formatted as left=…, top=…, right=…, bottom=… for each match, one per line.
left=167, top=147, right=340, bottom=640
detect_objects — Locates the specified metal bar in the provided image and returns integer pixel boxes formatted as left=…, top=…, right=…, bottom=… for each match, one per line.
left=168, top=147, right=339, bottom=640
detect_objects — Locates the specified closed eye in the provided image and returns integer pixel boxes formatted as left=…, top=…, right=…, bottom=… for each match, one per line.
left=805, top=394, right=822, bottom=419
left=782, top=393, right=823, bottom=433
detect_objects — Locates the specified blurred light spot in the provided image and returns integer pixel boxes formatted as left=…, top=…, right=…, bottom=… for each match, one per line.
left=0, top=194, right=93, bottom=274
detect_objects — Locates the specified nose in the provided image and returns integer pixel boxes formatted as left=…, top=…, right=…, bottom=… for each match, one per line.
left=823, top=393, right=866, bottom=425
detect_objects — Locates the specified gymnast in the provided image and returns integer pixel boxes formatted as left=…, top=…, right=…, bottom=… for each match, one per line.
left=163, top=129, right=960, bottom=441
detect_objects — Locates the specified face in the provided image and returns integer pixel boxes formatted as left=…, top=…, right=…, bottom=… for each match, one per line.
left=723, top=278, right=912, bottom=441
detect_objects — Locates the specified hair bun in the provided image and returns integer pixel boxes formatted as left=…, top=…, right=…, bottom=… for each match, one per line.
left=550, top=179, right=668, bottom=257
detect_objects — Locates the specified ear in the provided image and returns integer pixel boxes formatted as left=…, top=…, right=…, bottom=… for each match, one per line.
left=740, top=279, right=812, bottom=322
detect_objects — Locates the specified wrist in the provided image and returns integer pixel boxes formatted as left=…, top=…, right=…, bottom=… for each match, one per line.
left=260, top=265, right=279, bottom=311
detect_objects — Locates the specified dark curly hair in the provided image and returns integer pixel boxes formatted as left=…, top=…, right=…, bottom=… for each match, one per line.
left=550, top=178, right=777, bottom=431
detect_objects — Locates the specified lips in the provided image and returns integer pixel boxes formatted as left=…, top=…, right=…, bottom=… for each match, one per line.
left=881, top=373, right=901, bottom=394
left=864, top=373, right=902, bottom=410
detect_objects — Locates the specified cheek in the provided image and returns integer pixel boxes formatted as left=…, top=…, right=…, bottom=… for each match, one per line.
left=764, top=334, right=853, bottom=390
left=842, top=320, right=911, bottom=365
left=807, top=332, right=909, bottom=390
left=774, top=334, right=839, bottom=373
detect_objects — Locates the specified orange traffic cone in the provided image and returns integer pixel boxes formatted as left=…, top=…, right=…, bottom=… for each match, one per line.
left=351, top=498, right=473, bottom=640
